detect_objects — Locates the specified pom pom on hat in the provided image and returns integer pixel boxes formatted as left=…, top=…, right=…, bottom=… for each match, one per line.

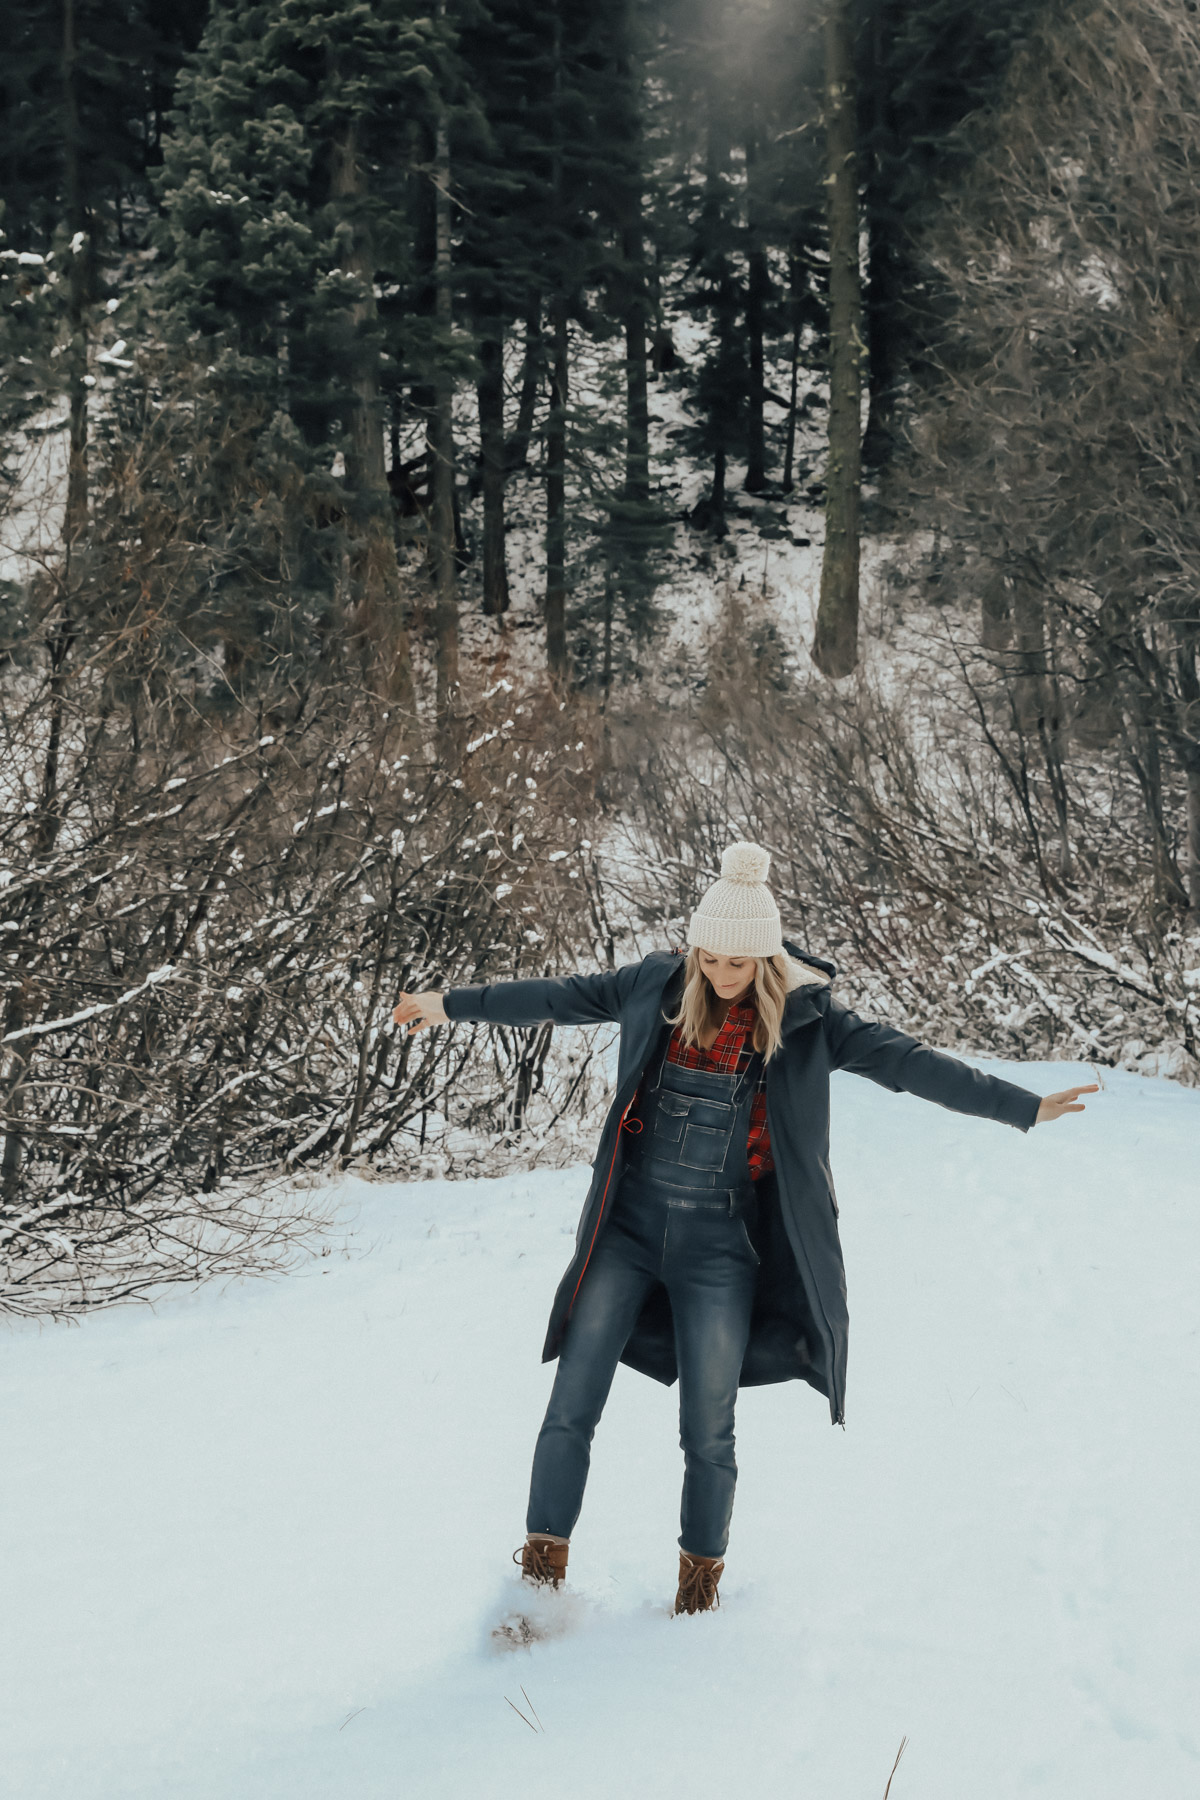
left=686, top=838, right=783, bottom=958
left=720, top=841, right=771, bottom=885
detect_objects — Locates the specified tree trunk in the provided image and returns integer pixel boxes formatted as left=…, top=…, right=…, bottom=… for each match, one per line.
left=427, top=34, right=458, bottom=719
left=1179, top=628, right=1200, bottom=919
left=1123, top=709, right=1188, bottom=910
left=782, top=251, right=801, bottom=494
left=813, top=0, right=863, bottom=679
left=610, top=175, right=651, bottom=617
left=601, top=565, right=614, bottom=706
left=650, top=234, right=675, bottom=373
left=700, top=96, right=736, bottom=538
left=980, top=567, right=1012, bottom=652
left=1010, top=577, right=1048, bottom=732
left=745, top=242, right=769, bottom=492
left=62, top=0, right=88, bottom=559
left=1040, top=656, right=1073, bottom=885
left=0, top=985, right=27, bottom=1205
left=711, top=440, right=727, bottom=533
left=623, top=215, right=650, bottom=509
left=743, top=127, right=768, bottom=494
left=39, top=0, right=87, bottom=865
left=8, top=0, right=87, bottom=1202
left=544, top=3, right=568, bottom=685
left=1010, top=579, right=1072, bottom=882
left=504, top=1022, right=553, bottom=1138
left=477, top=325, right=510, bottom=617
left=861, top=0, right=902, bottom=470
left=330, top=111, right=413, bottom=707
left=545, top=294, right=569, bottom=682
left=1186, top=756, right=1200, bottom=923
left=508, top=298, right=541, bottom=470
left=389, top=392, right=402, bottom=483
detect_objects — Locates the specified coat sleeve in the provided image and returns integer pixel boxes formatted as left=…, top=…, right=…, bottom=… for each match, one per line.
left=443, top=959, right=646, bottom=1029
left=823, top=998, right=1041, bottom=1132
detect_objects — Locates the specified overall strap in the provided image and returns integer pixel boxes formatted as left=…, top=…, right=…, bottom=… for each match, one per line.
left=728, top=1044, right=765, bottom=1103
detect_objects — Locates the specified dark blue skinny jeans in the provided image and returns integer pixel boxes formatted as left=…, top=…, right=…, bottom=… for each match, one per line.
left=525, top=1173, right=760, bottom=1559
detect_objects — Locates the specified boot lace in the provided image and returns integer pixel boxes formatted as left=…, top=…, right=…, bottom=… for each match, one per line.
left=513, top=1538, right=561, bottom=1585
left=677, top=1553, right=724, bottom=1613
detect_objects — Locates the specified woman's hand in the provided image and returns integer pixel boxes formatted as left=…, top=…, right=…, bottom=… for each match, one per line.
left=392, top=990, right=448, bottom=1034
left=1035, top=1082, right=1099, bottom=1124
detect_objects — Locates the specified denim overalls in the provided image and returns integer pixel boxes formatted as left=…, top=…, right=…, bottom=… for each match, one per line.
left=526, top=1036, right=764, bottom=1559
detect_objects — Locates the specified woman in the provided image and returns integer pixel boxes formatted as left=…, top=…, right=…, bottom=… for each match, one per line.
left=393, top=843, right=1094, bottom=1620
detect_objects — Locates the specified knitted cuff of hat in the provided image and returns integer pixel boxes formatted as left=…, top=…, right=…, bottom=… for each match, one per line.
left=686, top=841, right=784, bottom=958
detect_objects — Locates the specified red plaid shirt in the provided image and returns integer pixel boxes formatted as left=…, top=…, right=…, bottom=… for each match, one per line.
left=635, top=996, right=773, bottom=1180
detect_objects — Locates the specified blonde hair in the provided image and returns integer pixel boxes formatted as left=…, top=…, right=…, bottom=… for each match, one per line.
left=664, top=947, right=828, bottom=1064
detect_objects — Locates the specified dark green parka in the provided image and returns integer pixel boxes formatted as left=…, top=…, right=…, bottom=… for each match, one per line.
left=444, top=943, right=1041, bottom=1424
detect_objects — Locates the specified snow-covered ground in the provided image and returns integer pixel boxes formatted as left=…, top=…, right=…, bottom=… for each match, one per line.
left=0, top=405, right=68, bottom=588
left=2, top=1058, right=1197, bottom=1800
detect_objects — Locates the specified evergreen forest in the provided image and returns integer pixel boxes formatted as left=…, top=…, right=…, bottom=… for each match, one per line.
left=2, top=0, right=1199, bottom=1307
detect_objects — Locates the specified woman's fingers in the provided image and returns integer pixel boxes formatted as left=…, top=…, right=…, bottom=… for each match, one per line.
left=391, top=990, right=445, bottom=1032
left=1036, top=1082, right=1100, bottom=1123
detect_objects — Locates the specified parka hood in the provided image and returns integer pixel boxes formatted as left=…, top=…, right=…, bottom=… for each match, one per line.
left=780, top=938, right=835, bottom=1032
left=782, top=938, right=836, bottom=981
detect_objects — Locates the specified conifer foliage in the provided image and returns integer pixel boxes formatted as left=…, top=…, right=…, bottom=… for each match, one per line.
left=1, top=0, right=1053, bottom=697
left=155, top=0, right=458, bottom=693
left=8, top=1, right=1198, bottom=1314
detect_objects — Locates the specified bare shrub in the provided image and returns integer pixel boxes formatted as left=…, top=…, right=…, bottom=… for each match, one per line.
left=887, top=0, right=1200, bottom=920
left=0, top=348, right=612, bottom=1314
left=606, top=592, right=1200, bottom=1081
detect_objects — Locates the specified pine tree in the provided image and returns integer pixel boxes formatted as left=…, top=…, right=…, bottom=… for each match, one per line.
left=592, top=0, right=672, bottom=669
left=858, top=0, right=1043, bottom=465
left=812, top=0, right=863, bottom=678
left=459, top=0, right=642, bottom=681
left=157, top=0, right=455, bottom=694
left=685, top=80, right=746, bottom=538
left=455, top=0, right=553, bottom=620
left=551, top=0, right=670, bottom=687
left=658, top=0, right=785, bottom=529
left=0, top=0, right=208, bottom=516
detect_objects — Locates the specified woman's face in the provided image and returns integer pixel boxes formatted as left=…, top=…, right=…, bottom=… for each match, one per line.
left=698, top=951, right=758, bottom=1001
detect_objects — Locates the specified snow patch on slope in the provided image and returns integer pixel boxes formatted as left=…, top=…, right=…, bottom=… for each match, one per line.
left=2, top=1061, right=1198, bottom=1797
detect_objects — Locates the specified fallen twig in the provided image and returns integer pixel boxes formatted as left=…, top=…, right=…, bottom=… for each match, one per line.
left=883, top=1735, right=908, bottom=1800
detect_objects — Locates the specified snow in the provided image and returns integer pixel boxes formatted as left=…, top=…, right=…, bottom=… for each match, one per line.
left=2, top=1059, right=1198, bottom=1798
left=0, top=404, right=70, bottom=588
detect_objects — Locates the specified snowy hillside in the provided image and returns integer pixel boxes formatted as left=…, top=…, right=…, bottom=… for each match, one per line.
left=3, top=1057, right=1197, bottom=1800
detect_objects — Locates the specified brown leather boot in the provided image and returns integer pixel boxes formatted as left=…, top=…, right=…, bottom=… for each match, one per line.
left=674, top=1550, right=724, bottom=1615
left=513, top=1532, right=569, bottom=1588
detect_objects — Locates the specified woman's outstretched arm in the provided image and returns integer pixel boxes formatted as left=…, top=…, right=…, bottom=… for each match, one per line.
left=824, top=998, right=1096, bottom=1130
left=393, top=959, right=647, bottom=1035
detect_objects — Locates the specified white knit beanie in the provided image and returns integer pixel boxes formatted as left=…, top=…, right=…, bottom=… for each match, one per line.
left=686, top=841, right=783, bottom=958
